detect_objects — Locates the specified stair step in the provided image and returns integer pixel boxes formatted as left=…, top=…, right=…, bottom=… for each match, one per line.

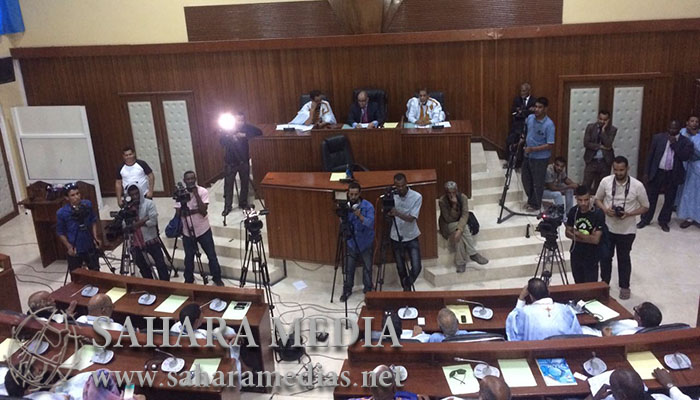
left=169, top=252, right=286, bottom=285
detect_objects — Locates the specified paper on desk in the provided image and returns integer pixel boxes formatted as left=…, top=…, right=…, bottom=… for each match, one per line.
left=105, top=287, right=127, bottom=304
left=0, top=338, right=22, bottom=362
left=61, top=345, right=97, bottom=371
left=330, top=172, right=346, bottom=182
left=190, top=358, right=221, bottom=377
left=222, top=301, right=251, bottom=320
left=589, top=369, right=648, bottom=399
left=433, top=121, right=452, bottom=128
left=446, top=305, right=473, bottom=324
left=627, top=351, right=663, bottom=380
left=584, top=300, right=619, bottom=322
left=154, top=294, right=188, bottom=314
left=442, top=364, right=479, bottom=395
left=383, top=122, right=399, bottom=129
left=498, top=359, right=537, bottom=387
left=341, top=124, right=353, bottom=129
left=276, top=124, right=313, bottom=132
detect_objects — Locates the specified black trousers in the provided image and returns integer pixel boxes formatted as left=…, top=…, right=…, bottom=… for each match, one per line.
left=600, top=232, right=635, bottom=289
left=132, top=242, right=170, bottom=281
left=67, top=251, right=100, bottom=271
left=570, top=252, right=599, bottom=284
left=641, top=170, right=678, bottom=225
left=224, top=162, right=250, bottom=209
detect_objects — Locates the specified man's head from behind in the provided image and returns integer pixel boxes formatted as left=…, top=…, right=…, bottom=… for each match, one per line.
left=122, top=146, right=136, bottom=165
left=634, top=302, right=662, bottom=328
left=179, top=303, right=203, bottom=330
left=612, top=156, right=629, bottom=182
left=87, top=294, right=114, bottom=318
left=479, top=375, right=511, bottom=400
left=527, top=277, right=548, bottom=301
left=610, top=368, right=646, bottom=400
left=357, top=91, right=369, bottom=108
left=369, top=364, right=396, bottom=400
left=28, top=291, right=55, bottom=312
left=418, top=88, right=429, bottom=104
left=437, top=308, right=459, bottom=337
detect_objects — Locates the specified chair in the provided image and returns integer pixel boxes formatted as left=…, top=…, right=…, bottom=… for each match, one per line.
left=321, top=135, right=368, bottom=173
left=299, top=93, right=331, bottom=109
left=635, top=323, right=691, bottom=334
left=351, top=88, right=388, bottom=118
left=442, top=333, right=505, bottom=343
left=412, top=90, right=449, bottom=120
left=545, top=334, right=598, bottom=340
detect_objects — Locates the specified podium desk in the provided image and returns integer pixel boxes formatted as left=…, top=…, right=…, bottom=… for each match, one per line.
left=261, top=170, right=438, bottom=264
left=251, top=121, right=471, bottom=199
left=0, top=254, right=22, bottom=313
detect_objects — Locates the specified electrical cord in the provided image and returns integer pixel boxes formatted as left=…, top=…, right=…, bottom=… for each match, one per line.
left=14, top=275, right=54, bottom=291
left=0, top=242, right=39, bottom=247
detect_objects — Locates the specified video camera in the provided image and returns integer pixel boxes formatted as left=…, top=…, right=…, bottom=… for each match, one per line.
left=535, top=204, right=565, bottom=238
left=380, top=186, right=399, bottom=213
left=105, top=198, right=139, bottom=241
left=243, top=205, right=268, bottom=241
left=70, top=203, right=92, bottom=228
left=172, top=182, right=191, bottom=204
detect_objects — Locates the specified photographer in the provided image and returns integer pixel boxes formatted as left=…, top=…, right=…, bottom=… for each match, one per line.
left=174, top=171, right=225, bottom=286
left=594, top=156, right=649, bottom=300
left=220, top=111, right=262, bottom=216
left=565, top=185, right=605, bottom=283
left=340, top=182, right=375, bottom=302
left=56, top=183, right=101, bottom=273
left=124, top=185, right=170, bottom=281
left=388, top=173, right=423, bottom=291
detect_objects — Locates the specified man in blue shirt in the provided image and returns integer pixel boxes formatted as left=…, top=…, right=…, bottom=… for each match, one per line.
left=56, top=184, right=101, bottom=273
left=340, top=182, right=375, bottom=301
left=522, top=97, right=556, bottom=211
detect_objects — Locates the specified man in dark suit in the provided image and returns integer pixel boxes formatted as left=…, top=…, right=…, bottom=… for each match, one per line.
left=346, top=90, right=384, bottom=128
left=506, top=83, right=537, bottom=163
left=583, top=110, right=617, bottom=193
left=638, top=120, right=694, bottom=232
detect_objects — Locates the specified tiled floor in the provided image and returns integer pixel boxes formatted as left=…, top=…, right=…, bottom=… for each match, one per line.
left=1, top=194, right=698, bottom=400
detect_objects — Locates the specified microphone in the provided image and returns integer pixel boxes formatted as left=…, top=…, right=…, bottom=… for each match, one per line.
left=454, top=357, right=487, bottom=364
left=456, top=299, right=485, bottom=308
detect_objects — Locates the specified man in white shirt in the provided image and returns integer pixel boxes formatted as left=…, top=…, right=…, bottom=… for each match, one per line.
left=289, top=90, right=336, bottom=127
left=388, top=173, right=423, bottom=291
left=594, top=156, right=649, bottom=300
left=587, top=368, right=692, bottom=400
left=406, top=88, right=445, bottom=126
left=75, top=293, right=124, bottom=331
left=115, top=146, right=155, bottom=207
left=582, top=301, right=662, bottom=337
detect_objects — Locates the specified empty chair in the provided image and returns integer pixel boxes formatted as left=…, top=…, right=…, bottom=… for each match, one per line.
left=321, top=135, right=368, bottom=172
left=635, top=323, right=690, bottom=334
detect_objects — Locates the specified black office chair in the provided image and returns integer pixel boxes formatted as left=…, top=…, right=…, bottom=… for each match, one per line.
left=321, top=135, right=368, bottom=173
left=299, top=93, right=331, bottom=109
left=411, top=90, right=449, bottom=120
left=351, top=88, right=388, bottom=118
left=545, top=334, right=599, bottom=340
left=442, top=333, right=505, bottom=343
left=635, top=323, right=691, bottom=334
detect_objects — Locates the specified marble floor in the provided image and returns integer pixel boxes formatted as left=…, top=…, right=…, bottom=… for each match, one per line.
left=1, top=195, right=698, bottom=400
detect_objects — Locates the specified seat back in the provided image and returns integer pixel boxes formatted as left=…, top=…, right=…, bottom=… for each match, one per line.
left=636, top=323, right=691, bottom=334
left=442, top=333, right=505, bottom=343
left=351, top=88, right=388, bottom=117
left=321, top=135, right=354, bottom=172
left=545, top=334, right=598, bottom=340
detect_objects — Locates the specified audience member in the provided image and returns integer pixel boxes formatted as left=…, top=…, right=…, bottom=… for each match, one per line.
left=83, top=369, right=147, bottom=400
left=76, top=293, right=124, bottom=331
left=583, top=110, right=617, bottom=193
left=349, top=364, right=424, bottom=400
left=347, top=90, right=384, bottom=128
left=582, top=301, right=661, bottom=336
left=652, top=368, right=693, bottom=400
left=27, top=291, right=76, bottom=323
left=587, top=368, right=692, bottom=400
left=174, top=171, right=225, bottom=286
left=595, top=156, right=649, bottom=300
left=438, top=181, right=488, bottom=273
left=219, top=111, right=262, bottom=215
left=479, top=375, right=512, bottom=400
left=565, top=185, right=604, bottom=283
left=56, top=183, right=101, bottom=273
left=125, top=185, right=170, bottom=281
left=170, top=302, right=207, bottom=339
left=290, top=90, right=336, bottom=127
left=678, top=115, right=700, bottom=229
left=389, top=173, right=423, bottom=291
left=115, top=146, right=154, bottom=207
left=505, top=278, right=582, bottom=341
left=406, top=88, right=445, bottom=126
left=411, top=308, right=473, bottom=343
left=340, top=182, right=375, bottom=301
left=638, top=120, right=693, bottom=232
left=505, top=83, right=536, bottom=167
left=543, top=156, right=578, bottom=215
left=522, top=97, right=555, bottom=212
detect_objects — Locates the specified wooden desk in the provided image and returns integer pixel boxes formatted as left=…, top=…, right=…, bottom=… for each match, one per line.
left=250, top=121, right=472, bottom=198
left=0, top=254, right=22, bottom=313
left=49, top=269, right=273, bottom=392
left=261, top=170, right=437, bottom=264
left=335, top=328, right=700, bottom=399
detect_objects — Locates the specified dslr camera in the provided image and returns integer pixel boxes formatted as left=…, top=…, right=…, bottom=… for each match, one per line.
left=380, top=186, right=399, bottom=213
left=536, top=204, right=565, bottom=237
left=612, top=205, right=625, bottom=217
left=172, top=182, right=191, bottom=204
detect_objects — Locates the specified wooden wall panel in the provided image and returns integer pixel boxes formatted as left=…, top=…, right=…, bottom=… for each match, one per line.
left=15, top=28, right=700, bottom=195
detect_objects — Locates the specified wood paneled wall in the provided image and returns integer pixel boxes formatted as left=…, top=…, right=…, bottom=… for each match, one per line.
left=12, top=22, right=700, bottom=195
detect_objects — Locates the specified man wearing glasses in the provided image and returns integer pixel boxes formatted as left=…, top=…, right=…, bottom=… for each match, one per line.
left=582, top=302, right=662, bottom=336
left=56, top=183, right=101, bottom=272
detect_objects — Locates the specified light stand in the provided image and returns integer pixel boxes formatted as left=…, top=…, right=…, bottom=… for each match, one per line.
left=497, top=131, right=538, bottom=224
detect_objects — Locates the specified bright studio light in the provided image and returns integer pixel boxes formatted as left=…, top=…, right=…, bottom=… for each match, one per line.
left=218, top=113, right=236, bottom=131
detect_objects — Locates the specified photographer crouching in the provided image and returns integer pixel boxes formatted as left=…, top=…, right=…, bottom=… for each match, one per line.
left=123, top=185, right=170, bottom=281
left=339, top=182, right=375, bottom=302
left=174, top=171, right=225, bottom=286
left=56, top=183, right=101, bottom=274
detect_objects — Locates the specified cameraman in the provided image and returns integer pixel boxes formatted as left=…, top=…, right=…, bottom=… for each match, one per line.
left=220, top=111, right=262, bottom=216
left=340, top=182, right=375, bottom=302
left=565, top=185, right=605, bottom=283
left=124, top=185, right=170, bottom=281
left=174, top=171, right=225, bottom=286
left=388, top=173, right=423, bottom=291
left=594, top=156, right=649, bottom=300
left=56, top=184, right=101, bottom=272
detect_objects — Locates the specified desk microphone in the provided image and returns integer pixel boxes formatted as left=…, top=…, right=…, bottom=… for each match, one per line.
left=456, top=299, right=494, bottom=320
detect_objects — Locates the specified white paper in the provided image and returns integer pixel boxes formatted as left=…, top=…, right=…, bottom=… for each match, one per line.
left=293, top=280, right=307, bottom=291
left=276, top=124, right=313, bottom=132
left=433, top=121, right=452, bottom=128
left=588, top=370, right=614, bottom=400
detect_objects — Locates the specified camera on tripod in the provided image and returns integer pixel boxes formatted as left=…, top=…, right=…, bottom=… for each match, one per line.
left=105, top=199, right=138, bottom=241
left=380, top=186, right=398, bottom=213
left=70, top=204, right=92, bottom=227
left=535, top=204, right=565, bottom=238
left=172, top=182, right=191, bottom=204
left=612, top=205, right=625, bottom=217
left=243, top=206, right=268, bottom=238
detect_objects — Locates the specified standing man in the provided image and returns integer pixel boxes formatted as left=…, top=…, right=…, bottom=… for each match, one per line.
left=678, top=115, right=700, bottom=228
left=565, top=185, right=605, bottom=283
left=507, top=83, right=537, bottom=163
left=543, top=157, right=579, bottom=215
left=438, top=181, right=488, bottom=273
left=406, top=88, right=445, bottom=126
left=388, top=173, right=423, bottom=290
left=340, top=182, right=375, bottom=301
left=125, top=185, right=170, bottom=281
left=346, top=90, right=384, bottom=128
left=595, top=156, right=649, bottom=299
left=115, top=146, right=155, bottom=207
left=522, top=97, right=556, bottom=212
left=220, top=111, right=262, bottom=216
left=174, top=171, right=224, bottom=286
left=583, top=110, right=617, bottom=194
left=289, top=90, right=336, bottom=127
left=56, top=183, right=101, bottom=273
left=638, top=120, right=694, bottom=232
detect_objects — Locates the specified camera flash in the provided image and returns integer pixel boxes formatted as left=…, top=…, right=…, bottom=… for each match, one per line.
left=218, top=113, right=236, bottom=131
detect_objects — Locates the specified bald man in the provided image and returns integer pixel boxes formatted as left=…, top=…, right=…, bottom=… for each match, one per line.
left=479, top=376, right=511, bottom=400
left=27, top=290, right=76, bottom=324
left=76, top=294, right=124, bottom=331
left=410, top=308, right=474, bottom=343
left=355, top=364, right=421, bottom=400
left=347, top=91, right=384, bottom=128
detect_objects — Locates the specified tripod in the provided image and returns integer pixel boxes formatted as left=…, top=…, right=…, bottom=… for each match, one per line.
left=239, top=222, right=275, bottom=318
left=180, top=202, right=209, bottom=285
left=63, top=219, right=117, bottom=285
left=497, top=133, right=538, bottom=224
left=374, top=213, right=414, bottom=292
left=330, top=213, right=362, bottom=325
left=533, top=232, right=569, bottom=286
left=118, top=226, right=136, bottom=276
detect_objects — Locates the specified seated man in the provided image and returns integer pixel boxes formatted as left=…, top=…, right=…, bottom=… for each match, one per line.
left=582, top=301, right=662, bottom=337
left=410, top=308, right=473, bottom=343
left=406, top=88, right=445, bottom=126
left=586, top=368, right=692, bottom=400
left=438, top=180, right=488, bottom=273
left=479, top=375, right=511, bottom=400
left=76, top=294, right=124, bottom=331
left=289, top=89, right=336, bottom=127
left=347, top=90, right=384, bottom=128
left=543, top=156, right=578, bottom=215
left=506, top=278, right=582, bottom=341
left=349, top=364, right=425, bottom=400
left=27, top=291, right=76, bottom=323
left=170, top=303, right=235, bottom=339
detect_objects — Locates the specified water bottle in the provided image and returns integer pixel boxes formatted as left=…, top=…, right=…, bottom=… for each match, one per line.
left=345, top=164, right=353, bottom=180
